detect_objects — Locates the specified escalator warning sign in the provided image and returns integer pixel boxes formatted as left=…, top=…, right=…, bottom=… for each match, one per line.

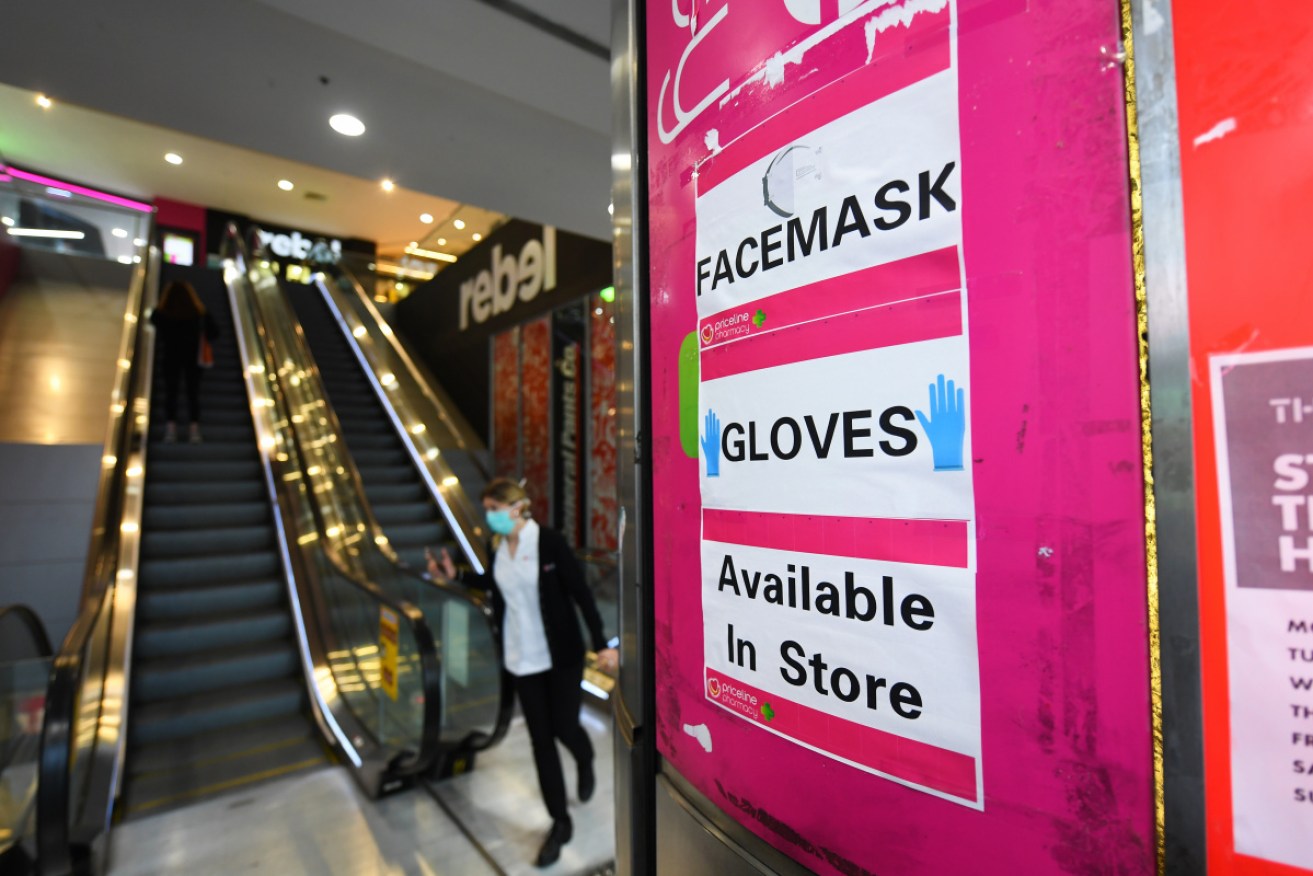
left=379, top=607, right=400, bottom=701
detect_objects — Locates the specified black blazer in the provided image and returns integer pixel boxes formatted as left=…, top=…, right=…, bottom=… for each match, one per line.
left=469, top=525, right=607, bottom=671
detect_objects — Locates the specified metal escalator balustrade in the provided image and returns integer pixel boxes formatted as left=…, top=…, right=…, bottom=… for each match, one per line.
left=231, top=231, right=512, bottom=765
left=318, top=266, right=493, bottom=569
left=1, top=605, right=53, bottom=873
left=287, top=283, right=452, bottom=573
left=35, top=225, right=512, bottom=876
left=124, top=264, right=326, bottom=819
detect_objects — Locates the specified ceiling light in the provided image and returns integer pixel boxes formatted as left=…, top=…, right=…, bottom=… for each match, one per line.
left=35, top=94, right=52, bottom=109
left=133, top=238, right=146, bottom=246
left=0, top=217, right=12, bottom=227
left=419, top=213, right=433, bottom=224
left=7, top=227, right=86, bottom=239
left=453, top=219, right=466, bottom=230
left=437, top=238, right=446, bottom=246
left=46, top=187, right=72, bottom=198
left=117, top=255, right=133, bottom=264
left=405, top=245, right=458, bottom=263
left=329, top=113, right=366, bottom=137
left=472, top=233, right=482, bottom=241
left=278, top=179, right=294, bottom=191
left=112, top=227, right=128, bottom=238
left=409, top=241, right=417, bottom=248
left=380, top=178, right=395, bottom=192
left=164, top=152, right=183, bottom=165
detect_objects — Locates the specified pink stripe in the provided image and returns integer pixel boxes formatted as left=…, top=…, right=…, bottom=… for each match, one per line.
left=698, top=9, right=951, bottom=196
left=4, top=166, right=153, bottom=213
left=701, top=288, right=961, bottom=380
left=703, top=509, right=968, bottom=568
left=706, top=669, right=977, bottom=802
left=699, top=246, right=960, bottom=348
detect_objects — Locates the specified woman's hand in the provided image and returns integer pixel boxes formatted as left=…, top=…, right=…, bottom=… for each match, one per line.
left=425, top=547, right=456, bottom=581
left=596, top=647, right=619, bottom=674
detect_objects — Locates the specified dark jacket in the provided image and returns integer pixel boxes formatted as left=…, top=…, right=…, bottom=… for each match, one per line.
left=151, top=309, right=218, bottom=367
left=469, top=525, right=607, bottom=671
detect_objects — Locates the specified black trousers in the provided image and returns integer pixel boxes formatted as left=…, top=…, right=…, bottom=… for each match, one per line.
left=513, top=662, right=592, bottom=823
left=162, top=357, right=201, bottom=423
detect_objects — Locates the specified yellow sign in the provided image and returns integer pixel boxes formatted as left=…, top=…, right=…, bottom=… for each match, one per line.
left=379, top=606, right=400, bottom=701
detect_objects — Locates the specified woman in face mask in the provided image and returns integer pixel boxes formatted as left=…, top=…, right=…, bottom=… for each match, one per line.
left=430, top=477, right=618, bottom=868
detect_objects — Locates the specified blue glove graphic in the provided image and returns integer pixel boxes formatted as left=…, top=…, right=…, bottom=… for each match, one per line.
left=701, top=409, right=722, bottom=477
left=915, top=374, right=966, bottom=471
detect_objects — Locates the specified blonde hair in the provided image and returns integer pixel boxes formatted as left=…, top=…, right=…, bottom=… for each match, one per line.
left=482, top=477, right=531, bottom=515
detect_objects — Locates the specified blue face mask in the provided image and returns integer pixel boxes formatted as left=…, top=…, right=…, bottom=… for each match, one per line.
left=486, top=508, right=516, bottom=535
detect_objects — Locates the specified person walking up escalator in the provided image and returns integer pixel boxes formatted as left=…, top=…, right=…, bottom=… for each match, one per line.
left=150, top=280, right=218, bottom=444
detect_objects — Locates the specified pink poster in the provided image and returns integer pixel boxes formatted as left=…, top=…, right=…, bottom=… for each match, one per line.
left=491, top=327, right=520, bottom=477
left=645, top=0, right=1155, bottom=872
left=590, top=300, right=619, bottom=551
left=521, top=316, right=553, bottom=518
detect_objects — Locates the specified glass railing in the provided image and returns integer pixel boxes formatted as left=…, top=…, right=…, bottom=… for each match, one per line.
left=0, top=606, right=52, bottom=870
left=315, top=265, right=492, bottom=573
left=36, top=231, right=158, bottom=876
left=229, top=229, right=512, bottom=762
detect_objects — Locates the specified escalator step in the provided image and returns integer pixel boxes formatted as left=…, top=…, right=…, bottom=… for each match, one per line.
left=137, top=578, right=283, bottom=620
left=364, top=482, right=425, bottom=503
left=356, top=465, right=415, bottom=484
left=135, top=609, right=292, bottom=659
left=133, top=642, right=300, bottom=703
left=351, top=448, right=408, bottom=467
left=373, top=501, right=439, bottom=525
left=142, top=501, right=268, bottom=531
left=145, top=459, right=261, bottom=485
left=128, top=677, right=305, bottom=745
left=145, top=480, right=265, bottom=506
left=382, top=521, right=444, bottom=547
left=140, top=550, right=280, bottom=588
left=149, top=442, right=257, bottom=463
left=140, top=524, right=274, bottom=559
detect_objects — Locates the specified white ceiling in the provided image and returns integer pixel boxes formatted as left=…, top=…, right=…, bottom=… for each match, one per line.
left=0, top=0, right=613, bottom=242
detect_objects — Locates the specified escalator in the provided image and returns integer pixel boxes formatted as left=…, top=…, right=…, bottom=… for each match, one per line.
left=287, top=283, right=450, bottom=571
left=36, top=228, right=512, bottom=876
left=124, top=266, right=325, bottom=817
left=0, top=606, right=51, bottom=874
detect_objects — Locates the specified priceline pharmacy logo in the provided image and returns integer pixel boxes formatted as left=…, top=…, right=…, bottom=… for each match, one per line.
left=702, top=374, right=966, bottom=477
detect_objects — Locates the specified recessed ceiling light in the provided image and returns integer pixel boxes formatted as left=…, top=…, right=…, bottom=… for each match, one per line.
left=164, top=152, right=183, bottom=165
left=134, top=238, right=146, bottom=247
left=35, top=94, right=52, bottom=109
left=409, top=241, right=418, bottom=248
left=437, top=238, right=446, bottom=245
left=329, top=113, right=366, bottom=136
left=112, top=227, right=128, bottom=238
left=278, top=179, right=294, bottom=191
left=380, top=178, right=395, bottom=192
left=472, top=233, right=482, bottom=241
left=0, top=217, right=13, bottom=227
left=453, top=219, right=466, bottom=230
left=419, top=213, right=433, bottom=224
left=117, top=255, right=133, bottom=264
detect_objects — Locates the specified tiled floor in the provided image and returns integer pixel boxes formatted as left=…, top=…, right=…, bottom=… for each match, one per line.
left=107, top=706, right=616, bottom=876
left=425, top=707, right=615, bottom=876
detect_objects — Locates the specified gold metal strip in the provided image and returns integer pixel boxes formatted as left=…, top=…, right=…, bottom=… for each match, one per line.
left=1118, top=1, right=1166, bottom=872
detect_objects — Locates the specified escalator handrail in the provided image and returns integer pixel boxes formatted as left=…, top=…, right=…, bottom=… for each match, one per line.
left=0, top=605, right=53, bottom=659
left=334, top=263, right=492, bottom=479
left=312, top=274, right=489, bottom=576
left=37, top=233, right=158, bottom=876
left=228, top=226, right=451, bottom=775
left=238, top=228, right=513, bottom=759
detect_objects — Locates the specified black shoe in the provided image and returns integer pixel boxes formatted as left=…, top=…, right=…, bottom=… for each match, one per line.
left=578, top=760, right=596, bottom=803
left=535, top=819, right=572, bottom=868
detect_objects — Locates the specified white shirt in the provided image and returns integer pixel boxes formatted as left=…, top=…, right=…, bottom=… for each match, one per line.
left=493, top=519, right=553, bottom=676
